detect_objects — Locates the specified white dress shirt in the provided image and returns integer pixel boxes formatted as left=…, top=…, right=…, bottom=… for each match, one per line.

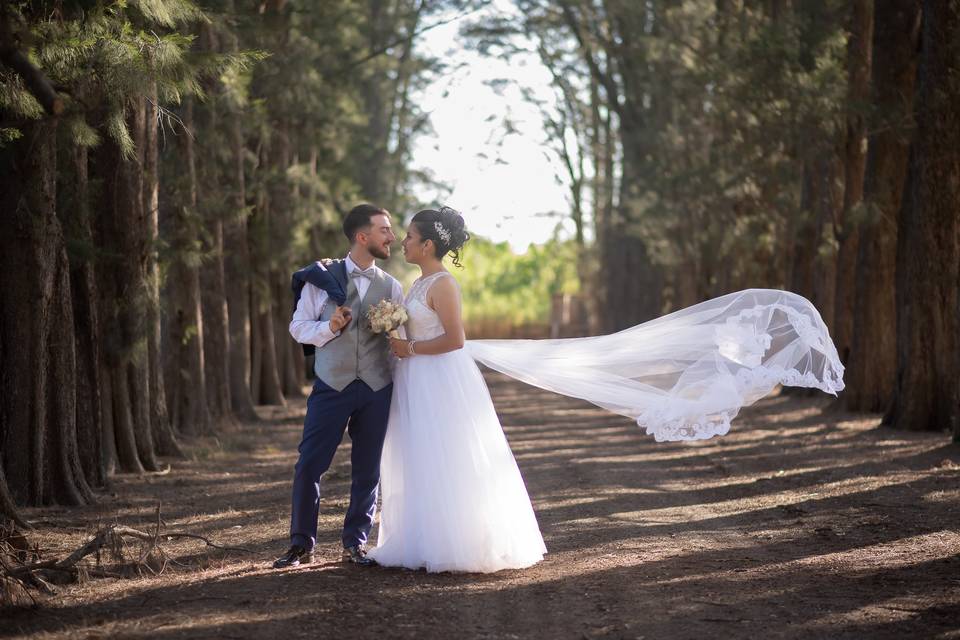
left=289, top=253, right=404, bottom=348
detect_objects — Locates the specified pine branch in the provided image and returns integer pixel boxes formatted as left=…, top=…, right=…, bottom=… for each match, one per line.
left=0, top=7, right=63, bottom=116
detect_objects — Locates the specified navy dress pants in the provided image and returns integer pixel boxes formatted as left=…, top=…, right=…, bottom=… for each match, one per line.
left=289, top=377, right=392, bottom=551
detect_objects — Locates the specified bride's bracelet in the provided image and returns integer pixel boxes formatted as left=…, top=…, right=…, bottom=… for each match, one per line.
left=408, top=340, right=417, bottom=356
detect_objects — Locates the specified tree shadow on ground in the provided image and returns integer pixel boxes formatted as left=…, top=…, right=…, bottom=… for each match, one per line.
left=6, top=373, right=959, bottom=639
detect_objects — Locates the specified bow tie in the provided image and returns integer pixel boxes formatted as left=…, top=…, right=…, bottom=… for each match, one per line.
left=349, top=268, right=375, bottom=280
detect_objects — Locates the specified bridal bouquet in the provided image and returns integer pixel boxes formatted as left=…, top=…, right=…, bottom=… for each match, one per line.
left=367, top=300, right=408, bottom=338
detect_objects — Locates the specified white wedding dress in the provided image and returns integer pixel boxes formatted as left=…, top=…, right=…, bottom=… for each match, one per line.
left=368, top=277, right=844, bottom=572
left=367, top=271, right=547, bottom=573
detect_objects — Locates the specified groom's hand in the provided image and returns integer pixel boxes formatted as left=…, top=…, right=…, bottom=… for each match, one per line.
left=329, top=306, right=352, bottom=333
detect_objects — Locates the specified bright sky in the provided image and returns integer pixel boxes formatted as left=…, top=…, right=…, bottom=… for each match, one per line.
left=410, top=4, right=576, bottom=251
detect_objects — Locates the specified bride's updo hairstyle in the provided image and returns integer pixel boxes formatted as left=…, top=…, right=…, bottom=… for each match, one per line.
left=411, top=205, right=470, bottom=267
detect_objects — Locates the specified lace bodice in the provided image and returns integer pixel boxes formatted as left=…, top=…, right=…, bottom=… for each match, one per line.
left=404, top=271, right=456, bottom=342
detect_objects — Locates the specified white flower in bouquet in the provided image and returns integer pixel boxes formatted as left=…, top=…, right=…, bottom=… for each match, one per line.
left=367, top=300, right=408, bottom=338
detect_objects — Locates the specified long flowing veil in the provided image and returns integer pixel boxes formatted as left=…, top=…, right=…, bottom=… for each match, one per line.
left=465, top=289, right=844, bottom=442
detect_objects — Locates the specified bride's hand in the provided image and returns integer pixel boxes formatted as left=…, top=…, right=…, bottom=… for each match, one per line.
left=390, top=337, right=412, bottom=358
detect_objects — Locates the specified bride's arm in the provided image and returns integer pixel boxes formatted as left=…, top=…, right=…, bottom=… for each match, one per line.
left=390, top=276, right=464, bottom=357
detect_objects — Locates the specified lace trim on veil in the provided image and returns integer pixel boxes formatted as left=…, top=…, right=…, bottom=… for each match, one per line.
left=637, top=302, right=844, bottom=442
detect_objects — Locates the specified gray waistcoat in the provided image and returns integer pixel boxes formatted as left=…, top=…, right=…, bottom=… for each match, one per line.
left=314, top=270, right=394, bottom=392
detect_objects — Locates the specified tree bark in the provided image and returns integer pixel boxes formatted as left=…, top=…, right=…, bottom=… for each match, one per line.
left=789, top=162, right=818, bottom=301
left=162, top=98, right=213, bottom=436
left=266, top=126, right=300, bottom=399
left=253, top=286, right=286, bottom=406
left=0, top=464, right=28, bottom=528
left=886, top=0, right=960, bottom=437
left=604, top=143, right=663, bottom=331
left=201, top=207, right=234, bottom=425
left=250, top=289, right=263, bottom=406
left=845, top=0, right=921, bottom=412
left=63, top=141, right=106, bottom=488
left=275, top=278, right=303, bottom=398
left=222, top=4, right=258, bottom=421
left=249, top=144, right=286, bottom=406
left=195, top=23, right=234, bottom=428
left=811, top=153, right=842, bottom=329
left=99, top=359, right=117, bottom=476
left=224, top=123, right=258, bottom=419
left=358, top=0, right=391, bottom=202
left=0, top=119, right=91, bottom=507
left=117, top=97, right=160, bottom=471
left=46, top=231, right=93, bottom=506
left=832, top=0, right=873, bottom=366
left=198, top=115, right=235, bottom=427
left=95, top=111, right=148, bottom=474
left=144, top=82, right=182, bottom=457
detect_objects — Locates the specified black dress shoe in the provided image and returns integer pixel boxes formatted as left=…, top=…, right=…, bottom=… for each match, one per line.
left=342, top=545, right=377, bottom=567
left=272, top=545, right=314, bottom=569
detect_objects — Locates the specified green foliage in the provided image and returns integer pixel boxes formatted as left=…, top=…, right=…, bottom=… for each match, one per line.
left=130, top=0, right=204, bottom=28
left=65, top=114, right=101, bottom=148
left=454, top=236, right=580, bottom=325
left=0, top=128, right=24, bottom=146
left=106, top=108, right=135, bottom=157
left=0, top=73, right=45, bottom=121
left=0, top=0, right=220, bottom=153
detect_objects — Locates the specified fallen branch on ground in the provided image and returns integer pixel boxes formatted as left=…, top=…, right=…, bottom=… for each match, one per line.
left=0, top=503, right=256, bottom=605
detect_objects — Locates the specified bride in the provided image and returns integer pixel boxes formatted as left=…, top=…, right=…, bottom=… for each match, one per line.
left=366, top=207, right=547, bottom=573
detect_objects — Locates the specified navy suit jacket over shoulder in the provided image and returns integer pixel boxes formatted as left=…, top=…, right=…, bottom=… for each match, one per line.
left=291, top=259, right=349, bottom=356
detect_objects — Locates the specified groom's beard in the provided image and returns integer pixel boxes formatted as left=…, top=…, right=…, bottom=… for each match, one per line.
left=369, top=244, right=390, bottom=260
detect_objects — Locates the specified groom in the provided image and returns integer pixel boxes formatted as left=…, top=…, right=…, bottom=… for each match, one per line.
left=273, top=203, right=403, bottom=568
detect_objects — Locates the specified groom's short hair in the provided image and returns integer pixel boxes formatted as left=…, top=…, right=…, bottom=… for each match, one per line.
left=343, top=204, right=389, bottom=243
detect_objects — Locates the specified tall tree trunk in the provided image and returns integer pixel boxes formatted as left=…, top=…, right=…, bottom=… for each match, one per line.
left=886, top=0, right=960, bottom=437
left=832, top=0, right=874, bottom=365
left=224, top=130, right=258, bottom=418
left=144, top=83, right=183, bottom=457
left=385, top=3, right=423, bottom=208
left=845, top=0, right=921, bottom=412
left=163, top=98, right=212, bottom=436
left=811, top=153, right=841, bottom=328
left=198, top=23, right=234, bottom=428
left=201, top=201, right=234, bottom=426
left=253, top=284, right=286, bottom=406
left=127, top=97, right=160, bottom=471
left=250, top=289, right=263, bottom=405
left=594, top=98, right=615, bottom=334
left=267, top=127, right=300, bottom=399
left=96, top=100, right=155, bottom=473
left=222, top=4, right=258, bottom=421
left=47, top=228, right=94, bottom=505
left=64, top=141, right=106, bottom=488
left=789, top=162, right=818, bottom=301
left=0, top=119, right=91, bottom=507
left=358, top=0, right=390, bottom=202
left=99, top=359, right=117, bottom=476
left=249, top=143, right=285, bottom=406
left=275, top=278, right=303, bottom=398
left=0, top=466, right=28, bottom=528
left=604, top=140, right=663, bottom=331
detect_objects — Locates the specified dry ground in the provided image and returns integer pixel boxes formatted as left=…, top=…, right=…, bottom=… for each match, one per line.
left=3, top=372, right=960, bottom=639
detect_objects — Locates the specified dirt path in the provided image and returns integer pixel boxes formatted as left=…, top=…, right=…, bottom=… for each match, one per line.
left=4, top=373, right=960, bottom=639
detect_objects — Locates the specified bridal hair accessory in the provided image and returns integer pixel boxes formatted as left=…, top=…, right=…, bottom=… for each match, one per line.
left=434, top=221, right=452, bottom=246
left=367, top=299, right=408, bottom=338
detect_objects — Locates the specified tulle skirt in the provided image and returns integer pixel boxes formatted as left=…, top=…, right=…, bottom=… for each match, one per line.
left=367, top=349, right=546, bottom=573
